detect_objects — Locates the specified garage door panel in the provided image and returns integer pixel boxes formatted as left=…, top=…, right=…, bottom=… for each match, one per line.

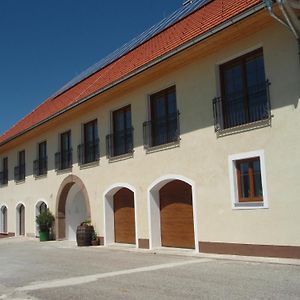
left=114, top=189, right=136, bottom=244
left=160, top=180, right=195, bottom=249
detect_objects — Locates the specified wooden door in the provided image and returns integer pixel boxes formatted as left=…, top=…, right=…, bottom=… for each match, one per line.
left=19, top=205, right=25, bottom=236
left=114, top=188, right=135, bottom=244
left=160, top=180, right=195, bottom=249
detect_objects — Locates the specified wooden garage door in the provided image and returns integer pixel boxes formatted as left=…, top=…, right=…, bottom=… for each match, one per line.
left=160, top=180, right=195, bottom=249
left=114, top=188, right=135, bottom=244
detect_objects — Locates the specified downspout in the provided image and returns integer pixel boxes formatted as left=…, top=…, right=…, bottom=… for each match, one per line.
left=264, top=0, right=300, bottom=58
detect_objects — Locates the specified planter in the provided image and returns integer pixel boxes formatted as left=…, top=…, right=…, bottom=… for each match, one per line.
left=39, top=231, right=49, bottom=242
left=76, top=224, right=94, bottom=247
left=91, top=238, right=100, bottom=246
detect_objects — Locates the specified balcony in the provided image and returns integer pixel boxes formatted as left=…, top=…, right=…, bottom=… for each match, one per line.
left=14, top=164, right=25, bottom=182
left=213, top=81, right=271, bottom=133
left=143, top=111, right=180, bottom=150
left=106, top=128, right=134, bottom=159
left=33, top=158, right=48, bottom=177
left=55, top=150, right=73, bottom=171
left=0, top=170, right=8, bottom=185
left=78, top=139, right=100, bottom=165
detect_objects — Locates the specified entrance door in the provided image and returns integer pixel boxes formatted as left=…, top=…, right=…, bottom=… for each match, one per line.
left=113, top=188, right=135, bottom=244
left=19, top=204, right=25, bottom=236
left=160, top=180, right=195, bottom=249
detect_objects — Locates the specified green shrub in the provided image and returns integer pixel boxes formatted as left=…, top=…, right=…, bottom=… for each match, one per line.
left=36, top=209, right=55, bottom=232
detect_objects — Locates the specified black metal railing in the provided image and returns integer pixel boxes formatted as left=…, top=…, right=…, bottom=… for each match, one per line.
left=33, top=158, right=48, bottom=177
left=55, top=149, right=73, bottom=171
left=106, top=128, right=134, bottom=158
left=213, top=80, right=271, bottom=131
left=0, top=170, right=8, bottom=185
left=143, top=111, right=180, bottom=149
left=78, top=139, right=100, bottom=165
left=14, top=164, right=25, bottom=182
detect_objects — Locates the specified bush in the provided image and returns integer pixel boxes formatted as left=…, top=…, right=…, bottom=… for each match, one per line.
left=36, top=209, right=55, bottom=232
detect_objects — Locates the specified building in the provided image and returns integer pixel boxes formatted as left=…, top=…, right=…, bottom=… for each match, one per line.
left=0, top=0, right=299, bottom=258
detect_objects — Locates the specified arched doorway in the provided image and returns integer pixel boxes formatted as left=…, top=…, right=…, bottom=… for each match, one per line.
left=148, top=175, right=199, bottom=251
left=56, top=175, right=91, bottom=241
left=0, top=205, right=8, bottom=233
left=16, top=203, right=25, bottom=236
left=35, top=201, right=47, bottom=237
left=104, top=184, right=137, bottom=246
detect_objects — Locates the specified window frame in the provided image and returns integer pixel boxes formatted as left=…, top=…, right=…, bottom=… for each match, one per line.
left=228, top=150, right=268, bottom=210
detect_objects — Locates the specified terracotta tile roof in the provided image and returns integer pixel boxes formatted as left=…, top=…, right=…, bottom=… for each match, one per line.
left=0, top=0, right=262, bottom=145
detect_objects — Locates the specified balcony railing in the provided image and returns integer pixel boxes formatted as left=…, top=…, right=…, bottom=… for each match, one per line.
left=213, top=80, right=271, bottom=132
left=14, top=164, right=25, bottom=182
left=33, top=158, right=48, bottom=177
left=78, top=139, right=100, bottom=165
left=143, top=111, right=180, bottom=149
left=0, top=170, right=8, bottom=185
left=106, top=128, right=134, bottom=158
left=55, top=149, right=73, bottom=171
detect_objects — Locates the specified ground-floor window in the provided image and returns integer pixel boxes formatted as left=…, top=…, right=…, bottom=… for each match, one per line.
left=1, top=205, right=7, bottom=233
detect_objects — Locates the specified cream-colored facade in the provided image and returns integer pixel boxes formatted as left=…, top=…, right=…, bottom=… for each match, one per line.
left=0, top=8, right=299, bottom=257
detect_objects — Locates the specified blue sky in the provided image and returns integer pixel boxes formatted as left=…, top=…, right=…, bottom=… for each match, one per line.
left=0, top=0, right=183, bottom=135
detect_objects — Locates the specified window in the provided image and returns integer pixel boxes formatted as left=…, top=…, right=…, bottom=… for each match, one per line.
left=14, top=150, right=25, bottom=182
left=55, top=131, right=72, bottom=170
left=107, top=105, right=133, bottom=158
left=228, top=150, right=268, bottom=209
left=0, top=157, right=8, bottom=185
left=143, top=86, right=180, bottom=149
left=78, top=120, right=99, bottom=165
left=213, top=48, right=270, bottom=131
left=34, top=141, right=47, bottom=177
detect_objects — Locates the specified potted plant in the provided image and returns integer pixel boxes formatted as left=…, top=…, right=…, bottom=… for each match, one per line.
left=36, top=208, right=55, bottom=242
left=76, top=220, right=94, bottom=247
left=91, top=230, right=99, bottom=246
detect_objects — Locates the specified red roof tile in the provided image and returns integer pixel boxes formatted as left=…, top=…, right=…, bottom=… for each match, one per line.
left=0, top=0, right=262, bottom=145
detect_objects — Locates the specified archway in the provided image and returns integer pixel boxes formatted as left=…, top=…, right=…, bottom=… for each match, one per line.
left=56, top=175, right=91, bottom=240
left=35, top=200, right=48, bottom=237
left=16, top=203, right=25, bottom=236
left=148, top=175, right=199, bottom=251
left=0, top=205, right=8, bottom=233
left=104, top=184, right=138, bottom=247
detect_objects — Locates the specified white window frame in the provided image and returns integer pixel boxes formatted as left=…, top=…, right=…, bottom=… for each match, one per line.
left=228, top=150, right=268, bottom=210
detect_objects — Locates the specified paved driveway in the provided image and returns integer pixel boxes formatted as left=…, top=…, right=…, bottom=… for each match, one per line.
left=0, top=238, right=299, bottom=300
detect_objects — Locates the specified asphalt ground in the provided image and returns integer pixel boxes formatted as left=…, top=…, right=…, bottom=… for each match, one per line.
left=0, top=238, right=299, bottom=300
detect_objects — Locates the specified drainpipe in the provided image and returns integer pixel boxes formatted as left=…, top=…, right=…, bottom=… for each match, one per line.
left=264, top=0, right=300, bottom=58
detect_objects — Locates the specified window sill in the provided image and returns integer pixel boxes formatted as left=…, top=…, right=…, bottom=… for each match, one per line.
left=108, top=151, right=134, bottom=163
left=216, top=117, right=272, bottom=138
left=233, top=202, right=268, bottom=210
left=34, top=173, right=48, bottom=180
left=15, top=179, right=25, bottom=185
left=79, top=160, right=99, bottom=170
left=145, top=139, right=180, bottom=154
left=56, top=167, right=73, bottom=174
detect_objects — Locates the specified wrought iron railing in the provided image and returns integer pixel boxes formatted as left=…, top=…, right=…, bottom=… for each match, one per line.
left=0, top=170, right=8, bottom=185
left=143, top=111, right=180, bottom=149
left=78, top=139, right=100, bottom=165
left=106, top=128, right=134, bottom=158
left=14, top=164, right=25, bottom=182
left=55, top=149, right=73, bottom=171
left=213, top=80, right=271, bottom=131
left=33, top=158, right=48, bottom=177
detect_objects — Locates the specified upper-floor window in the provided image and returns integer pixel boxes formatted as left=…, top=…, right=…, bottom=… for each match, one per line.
left=78, top=119, right=99, bottom=165
left=213, top=48, right=271, bottom=132
left=106, top=105, right=133, bottom=158
left=55, top=130, right=72, bottom=170
left=34, top=141, right=47, bottom=177
left=14, top=150, right=25, bottom=182
left=0, top=157, right=8, bottom=185
left=143, top=86, right=180, bottom=149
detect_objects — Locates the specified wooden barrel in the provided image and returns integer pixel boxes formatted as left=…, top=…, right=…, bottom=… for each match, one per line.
left=76, top=224, right=94, bottom=246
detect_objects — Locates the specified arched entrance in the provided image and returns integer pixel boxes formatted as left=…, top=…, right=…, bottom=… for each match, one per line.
left=56, top=175, right=91, bottom=241
left=35, top=201, right=47, bottom=237
left=16, top=203, right=25, bottom=236
left=148, top=175, right=199, bottom=251
left=0, top=205, right=7, bottom=233
left=104, top=184, right=138, bottom=246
